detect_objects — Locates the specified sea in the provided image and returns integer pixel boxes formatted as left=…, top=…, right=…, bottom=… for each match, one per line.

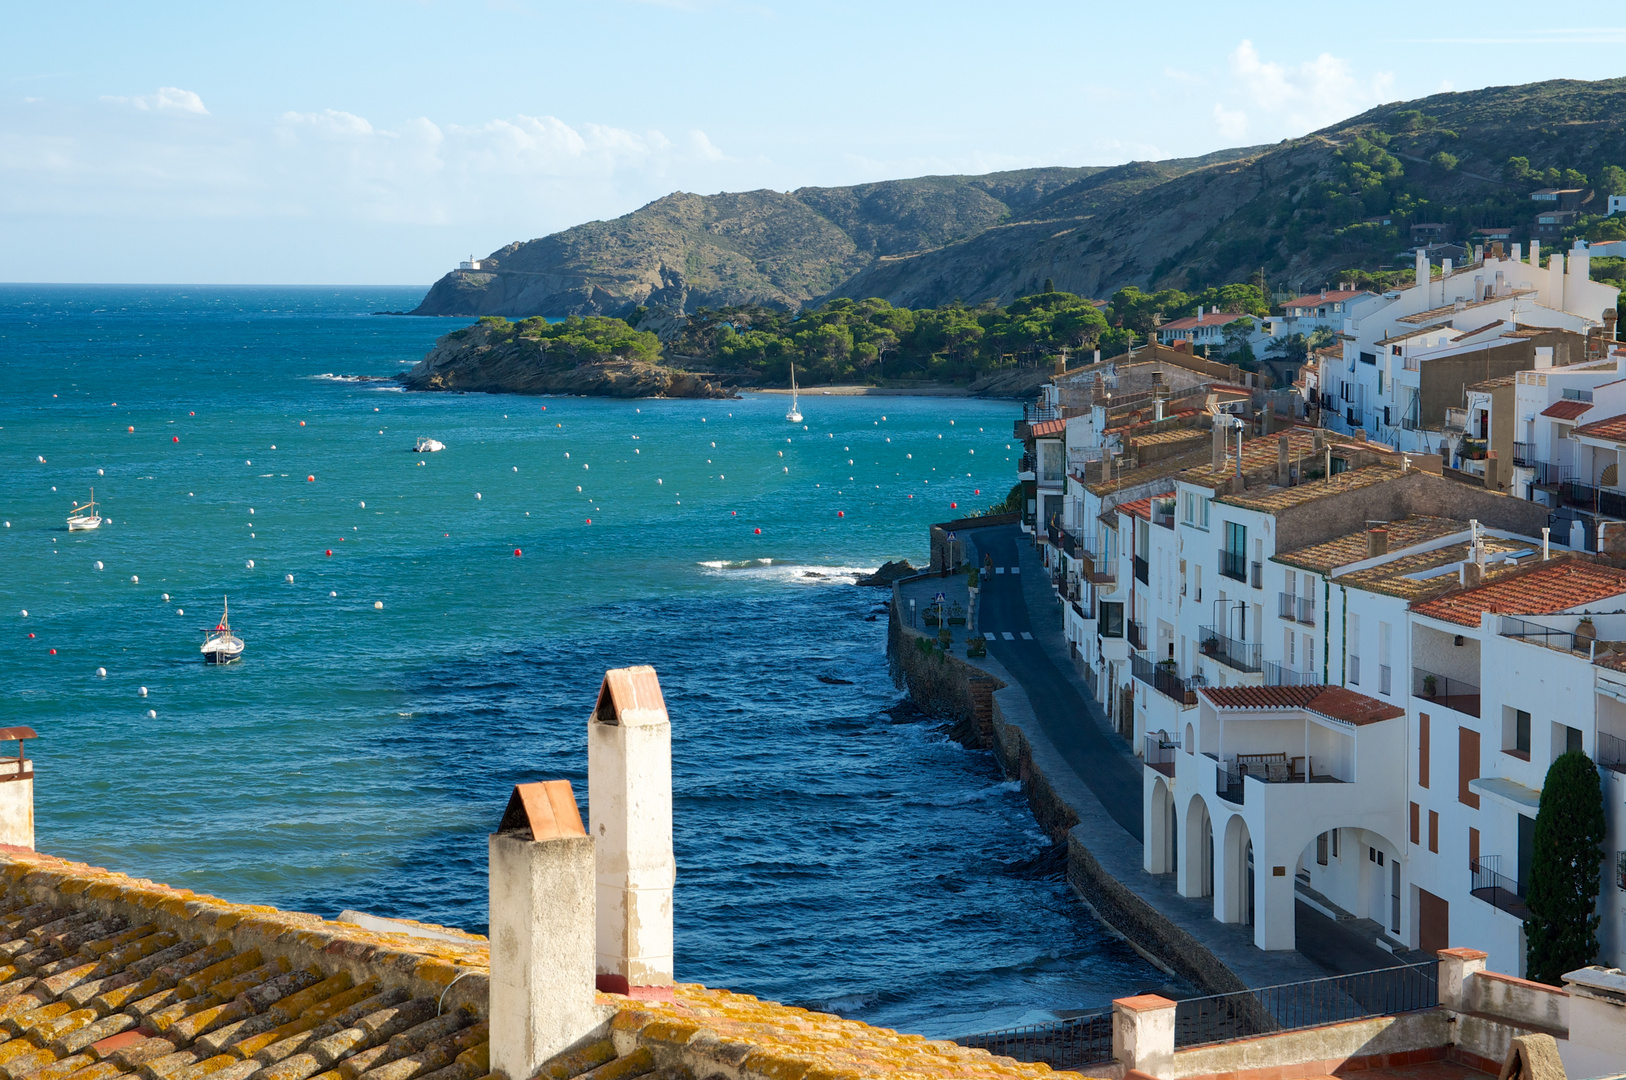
left=0, top=285, right=1163, bottom=1038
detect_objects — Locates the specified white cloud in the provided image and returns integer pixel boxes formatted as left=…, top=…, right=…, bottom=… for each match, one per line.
left=1211, top=40, right=1393, bottom=141
left=101, top=86, right=209, bottom=114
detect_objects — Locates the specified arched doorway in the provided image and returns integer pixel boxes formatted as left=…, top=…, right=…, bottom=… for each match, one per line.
left=1222, top=815, right=1254, bottom=925
left=1147, top=778, right=1178, bottom=875
left=1183, top=796, right=1214, bottom=899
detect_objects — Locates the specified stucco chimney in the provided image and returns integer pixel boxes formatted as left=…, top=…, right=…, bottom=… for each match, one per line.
left=488, top=780, right=603, bottom=1078
left=0, top=730, right=34, bottom=849
left=588, top=666, right=675, bottom=996
left=1605, top=309, right=1618, bottom=342
left=1542, top=527, right=1551, bottom=561
left=1367, top=527, right=1388, bottom=558
left=1485, top=449, right=1500, bottom=491
left=1530, top=239, right=1541, bottom=268
left=1277, top=434, right=1290, bottom=487
left=1197, top=304, right=1204, bottom=321
left=1535, top=346, right=1553, bottom=370
left=1414, top=250, right=1429, bottom=294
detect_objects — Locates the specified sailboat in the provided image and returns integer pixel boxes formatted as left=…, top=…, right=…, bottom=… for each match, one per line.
left=66, top=488, right=102, bottom=531
left=786, top=363, right=803, bottom=423
left=201, top=596, right=244, bottom=665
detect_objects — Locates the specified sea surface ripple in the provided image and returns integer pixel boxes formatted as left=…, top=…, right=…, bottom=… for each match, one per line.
left=0, top=285, right=1162, bottom=1037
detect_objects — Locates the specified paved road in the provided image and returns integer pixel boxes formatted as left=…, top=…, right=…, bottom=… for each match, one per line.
left=969, top=525, right=1144, bottom=842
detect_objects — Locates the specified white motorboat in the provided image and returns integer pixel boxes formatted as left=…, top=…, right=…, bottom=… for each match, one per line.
left=415, top=437, right=445, bottom=453
left=785, top=364, right=803, bottom=423
left=201, top=596, right=244, bottom=665
left=66, top=488, right=102, bottom=531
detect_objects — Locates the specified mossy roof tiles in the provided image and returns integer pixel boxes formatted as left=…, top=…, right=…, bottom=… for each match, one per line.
left=1412, top=558, right=1626, bottom=627
left=1216, top=464, right=1402, bottom=512
left=1274, top=516, right=1468, bottom=575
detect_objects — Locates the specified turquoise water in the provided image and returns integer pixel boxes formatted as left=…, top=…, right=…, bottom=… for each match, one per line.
left=0, top=285, right=1161, bottom=1036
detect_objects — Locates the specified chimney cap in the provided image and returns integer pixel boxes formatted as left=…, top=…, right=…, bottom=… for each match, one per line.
left=593, top=665, right=669, bottom=727
left=498, top=780, right=586, bottom=840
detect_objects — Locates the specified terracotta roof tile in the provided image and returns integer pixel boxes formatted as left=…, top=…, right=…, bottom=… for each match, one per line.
left=1028, top=418, right=1067, bottom=437
left=1217, top=464, right=1402, bottom=512
left=1274, top=516, right=1469, bottom=574
left=1572, top=412, right=1626, bottom=442
left=1119, top=493, right=1174, bottom=520
left=1199, top=685, right=1403, bottom=725
left=1282, top=290, right=1371, bottom=308
left=1159, top=312, right=1252, bottom=331
left=1412, top=558, right=1626, bottom=627
left=1540, top=400, right=1592, bottom=420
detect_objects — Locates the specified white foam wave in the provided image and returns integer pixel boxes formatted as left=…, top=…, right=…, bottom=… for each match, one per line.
left=924, top=780, right=1022, bottom=807
left=696, top=559, right=877, bottom=586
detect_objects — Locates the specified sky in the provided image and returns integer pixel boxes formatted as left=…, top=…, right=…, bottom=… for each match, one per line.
left=4, top=2, right=1625, bottom=286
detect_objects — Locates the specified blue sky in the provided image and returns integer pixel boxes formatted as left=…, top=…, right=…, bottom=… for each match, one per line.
left=4, top=2, right=1624, bottom=285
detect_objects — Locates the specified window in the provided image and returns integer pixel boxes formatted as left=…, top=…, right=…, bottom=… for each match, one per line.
left=1331, top=829, right=1340, bottom=858
left=1183, top=492, right=1210, bottom=530
left=1469, top=827, right=1479, bottom=871
left=1428, top=810, right=1439, bottom=853
left=1419, top=713, right=1430, bottom=789
left=1563, top=724, right=1582, bottom=756
left=1360, top=351, right=1377, bottom=365
left=1317, top=833, right=1329, bottom=865
left=1286, top=627, right=1296, bottom=667
left=1459, top=727, right=1481, bottom=809
left=1222, top=521, right=1247, bottom=580
left=1506, top=708, right=1531, bottom=758
left=1100, top=602, right=1124, bottom=638
left=1410, top=802, right=1420, bottom=845
left=1348, top=613, right=1361, bottom=685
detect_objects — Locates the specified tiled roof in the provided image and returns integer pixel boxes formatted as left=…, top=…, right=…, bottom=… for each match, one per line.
left=1028, top=418, right=1067, bottom=437
left=1572, top=412, right=1626, bottom=442
left=1335, top=538, right=1534, bottom=602
left=1199, top=685, right=1404, bottom=726
left=1119, top=493, right=1173, bottom=520
left=1085, top=447, right=1212, bottom=496
left=1375, top=323, right=1454, bottom=346
left=1412, top=558, right=1626, bottom=627
left=1128, top=428, right=1208, bottom=449
left=1282, top=290, right=1370, bottom=309
left=1466, top=373, right=1519, bottom=392
left=1274, top=516, right=1469, bottom=574
left=1541, top=400, right=1593, bottom=420
left=1394, top=290, right=1539, bottom=325
left=1159, top=312, right=1252, bottom=331
left=1217, top=464, right=1402, bottom=513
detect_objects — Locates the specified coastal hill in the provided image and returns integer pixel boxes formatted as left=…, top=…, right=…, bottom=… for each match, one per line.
left=412, top=77, right=1626, bottom=319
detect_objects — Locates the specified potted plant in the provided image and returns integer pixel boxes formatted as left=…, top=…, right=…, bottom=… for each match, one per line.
left=923, top=610, right=940, bottom=627
left=1422, top=673, right=1438, bottom=697
left=948, top=602, right=967, bottom=626
left=1201, top=636, right=1220, bottom=656
left=966, top=635, right=987, bottom=658
left=1577, top=616, right=1597, bottom=643
left=937, top=628, right=953, bottom=650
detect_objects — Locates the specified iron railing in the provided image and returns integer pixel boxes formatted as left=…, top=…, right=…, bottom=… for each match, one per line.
left=1278, top=592, right=1297, bottom=620
left=1512, top=441, right=1536, bottom=467
left=1251, top=560, right=1263, bottom=589
left=1023, top=402, right=1061, bottom=424
left=1470, top=855, right=1529, bottom=919
left=1128, top=619, right=1147, bottom=650
left=1599, top=731, right=1626, bottom=773
left=1144, top=734, right=1180, bottom=776
left=1199, top=626, right=1262, bottom=673
left=1531, top=461, right=1566, bottom=486
left=957, top=1011, right=1111, bottom=1069
left=1019, top=452, right=1037, bottom=475
left=1263, top=661, right=1320, bottom=687
left=1413, top=668, right=1481, bottom=718
left=1132, top=654, right=1202, bottom=706
left=1215, top=757, right=1245, bottom=804
left=1219, top=549, right=1248, bottom=581
left=1499, top=615, right=1596, bottom=657
left=1297, top=595, right=1316, bottom=626
left=1173, top=960, right=1440, bottom=1049
left=1564, top=387, right=1595, bottom=402
left=1561, top=480, right=1626, bottom=519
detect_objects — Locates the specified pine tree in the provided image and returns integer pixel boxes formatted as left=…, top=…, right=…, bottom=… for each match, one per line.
left=1043, top=277, right=1055, bottom=295
left=1524, top=751, right=1607, bottom=984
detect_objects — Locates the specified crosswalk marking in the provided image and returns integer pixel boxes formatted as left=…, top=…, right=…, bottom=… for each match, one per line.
left=1020, top=631, right=1033, bottom=641
left=1002, top=632, right=1015, bottom=641
left=1010, top=566, right=1020, bottom=574
left=995, top=566, right=1005, bottom=574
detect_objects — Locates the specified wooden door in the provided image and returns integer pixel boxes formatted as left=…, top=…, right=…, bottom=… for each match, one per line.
left=1418, top=888, right=1449, bottom=955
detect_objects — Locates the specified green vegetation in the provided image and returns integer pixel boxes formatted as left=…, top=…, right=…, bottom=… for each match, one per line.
left=1525, top=751, right=1607, bottom=985
left=967, top=483, right=1024, bottom=519
left=463, top=314, right=661, bottom=363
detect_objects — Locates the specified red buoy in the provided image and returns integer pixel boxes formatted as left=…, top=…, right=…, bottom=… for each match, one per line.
left=514, top=548, right=522, bottom=557
left=27, top=634, right=34, bottom=639
left=731, top=511, right=736, bottom=516
left=172, top=436, right=179, bottom=443
left=837, top=511, right=845, bottom=518
left=975, top=489, right=981, bottom=495
left=189, top=411, right=195, bottom=416
left=300, top=421, right=306, bottom=426
left=585, top=518, right=592, bottom=524
left=326, top=549, right=332, bottom=556
left=127, top=426, right=134, bottom=433
left=951, top=502, right=958, bottom=509
left=307, top=475, right=315, bottom=482
left=754, top=528, right=761, bottom=534
left=49, top=649, right=56, bottom=655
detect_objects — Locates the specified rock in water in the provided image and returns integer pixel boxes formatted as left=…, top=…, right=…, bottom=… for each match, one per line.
left=397, top=320, right=734, bottom=399
left=854, top=559, right=919, bottom=587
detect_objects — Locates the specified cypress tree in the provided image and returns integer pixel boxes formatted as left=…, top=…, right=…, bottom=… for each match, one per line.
left=1524, top=751, right=1607, bottom=984
left=1043, top=277, right=1055, bottom=294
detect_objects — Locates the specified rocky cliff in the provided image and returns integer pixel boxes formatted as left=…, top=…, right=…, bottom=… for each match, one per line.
left=398, top=322, right=733, bottom=398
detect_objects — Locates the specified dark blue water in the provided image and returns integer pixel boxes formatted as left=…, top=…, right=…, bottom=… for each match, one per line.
left=0, top=284, right=1161, bottom=1036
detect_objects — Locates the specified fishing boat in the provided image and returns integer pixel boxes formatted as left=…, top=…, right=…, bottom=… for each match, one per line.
left=66, top=488, right=102, bottom=531
left=201, top=596, right=244, bottom=665
left=785, top=364, right=803, bottom=423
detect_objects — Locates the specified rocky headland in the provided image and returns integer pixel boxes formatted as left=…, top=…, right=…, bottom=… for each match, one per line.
left=398, top=319, right=734, bottom=399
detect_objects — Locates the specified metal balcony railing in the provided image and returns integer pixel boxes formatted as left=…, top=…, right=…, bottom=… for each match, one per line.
left=1531, top=461, right=1565, bottom=486
left=1199, top=626, right=1262, bottom=673
left=1278, top=592, right=1297, bottom=620
left=1215, top=758, right=1245, bottom=804
left=1414, top=668, right=1480, bottom=718
left=1599, top=730, right=1626, bottom=774
left=1173, top=961, right=1440, bottom=1049
left=957, top=1011, right=1112, bottom=1070
left=1127, top=620, right=1146, bottom=650
left=1023, top=402, right=1061, bottom=424
left=1297, top=595, right=1316, bottom=626
left=1143, top=733, right=1180, bottom=777
left=1134, top=555, right=1149, bottom=585
left=1512, top=442, right=1536, bottom=467
left=1132, top=654, right=1202, bottom=707
left=1498, top=615, right=1596, bottom=657
left=1219, top=549, right=1248, bottom=582
left=1019, top=453, right=1036, bottom=475
left=1470, top=855, right=1528, bottom=919
left=1263, top=661, right=1320, bottom=687
left=1561, top=480, right=1626, bottom=518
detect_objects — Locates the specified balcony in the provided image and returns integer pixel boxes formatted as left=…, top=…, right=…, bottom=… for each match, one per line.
left=1199, top=626, right=1262, bottom=673
left=1134, top=555, right=1149, bottom=585
left=1127, top=619, right=1146, bottom=650
left=1599, top=731, right=1626, bottom=774
left=1560, top=480, right=1626, bottom=518
left=1023, top=402, right=1061, bottom=424
left=1263, top=661, right=1320, bottom=687
left=1077, top=542, right=1116, bottom=585
left=1530, top=461, right=1565, bottom=487
left=1512, top=441, right=1536, bottom=467
left=1414, top=667, right=1480, bottom=718
left=1219, top=549, right=1248, bottom=582
left=1278, top=592, right=1297, bottom=620
left=1470, top=856, right=1529, bottom=920
left=1152, top=497, right=1176, bottom=530
left=1251, top=560, right=1263, bottom=590
left=1215, top=757, right=1246, bottom=804
left=1144, top=734, right=1180, bottom=777
left=1132, top=654, right=1202, bottom=707
left=1047, top=521, right=1079, bottom=559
